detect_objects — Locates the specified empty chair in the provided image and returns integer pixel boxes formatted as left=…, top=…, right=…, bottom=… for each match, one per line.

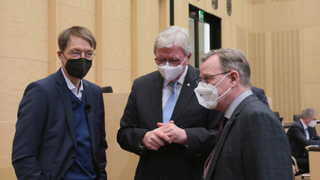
left=101, top=86, right=113, bottom=93
left=294, top=114, right=301, bottom=122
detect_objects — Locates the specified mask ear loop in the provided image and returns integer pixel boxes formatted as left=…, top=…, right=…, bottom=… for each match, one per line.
left=214, top=72, right=230, bottom=88
left=216, top=87, right=232, bottom=101
left=213, top=73, right=232, bottom=101
left=61, top=51, right=69, bottom=68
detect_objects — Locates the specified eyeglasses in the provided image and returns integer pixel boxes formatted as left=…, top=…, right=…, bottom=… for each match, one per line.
left=65, top=50, right=95, bottom=60
left=154, top=57, right=184, bottom=67
left=309, top=117, right=317, bottom=121
left=196, top=71, right=231, bottom=86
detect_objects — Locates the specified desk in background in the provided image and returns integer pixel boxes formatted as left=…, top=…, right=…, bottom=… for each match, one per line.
left=308, top=146, right=320, bottom=180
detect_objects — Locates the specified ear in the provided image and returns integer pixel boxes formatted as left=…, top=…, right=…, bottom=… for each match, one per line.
left=185, top=53, right=192, bottom=65
left=57, top=50, right=63, bottom=60
left=229, top=70, right=240, bottom=87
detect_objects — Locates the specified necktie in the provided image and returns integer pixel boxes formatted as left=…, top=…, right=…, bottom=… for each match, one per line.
left=203, top=117, right=229, bottom=179
left=305, top=128, right=309, bottom=140
left=163, top=82, right=178, bottom=123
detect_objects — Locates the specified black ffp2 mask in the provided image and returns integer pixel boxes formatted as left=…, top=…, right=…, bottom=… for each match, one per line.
left=65, top=58, right=92, bottom=79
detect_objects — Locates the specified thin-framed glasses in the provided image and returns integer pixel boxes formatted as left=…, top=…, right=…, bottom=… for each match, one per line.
left=196, top=71, right=231, bottom=86
left=65, top=51, right=96, bottom=60
left=154, top=57, right=184, bottom=67
left=308, top=117, right=317, bottom=121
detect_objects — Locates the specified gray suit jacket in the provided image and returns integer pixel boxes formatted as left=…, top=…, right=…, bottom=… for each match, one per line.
left=205, top=94, right=293, bottom=180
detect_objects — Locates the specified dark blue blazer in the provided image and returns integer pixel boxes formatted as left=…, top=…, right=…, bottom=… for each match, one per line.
left=287, top=120, right=320, bottom=158
left=251, top=86, right=269, bottom=107
left=117, top=65, right=223, bottom=180
left=12, top=69, right=108, bottom=180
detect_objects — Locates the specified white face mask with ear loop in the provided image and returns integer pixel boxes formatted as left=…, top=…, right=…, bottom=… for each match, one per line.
left=194, top=73, right=232, bottom=109
left=309, top=120, right=317, bottom=127
left=157, top=56, right=187, bottom=81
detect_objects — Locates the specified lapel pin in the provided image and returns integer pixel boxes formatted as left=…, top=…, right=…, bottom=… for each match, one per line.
left=187, top=83, right=190, bottom=87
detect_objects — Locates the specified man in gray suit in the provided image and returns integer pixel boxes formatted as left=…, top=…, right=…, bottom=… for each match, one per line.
left=194, top=48, right=293, bottom=180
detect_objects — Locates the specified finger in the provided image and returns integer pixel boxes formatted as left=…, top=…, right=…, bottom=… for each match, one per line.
left=144, top=133, right=165, bottom=150
left=156, top=131, right=172, bottom=144
left=157, top=122, right=165, bottom=128
left=157, top=120, right=174, bottom=128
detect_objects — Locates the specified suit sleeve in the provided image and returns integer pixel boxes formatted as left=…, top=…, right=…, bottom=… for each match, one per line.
left=242, top=109, right=293, bottom=179
left=12, top=82, right=48, bottom=180
left=287, top=124, right=320, bottom=146
left=117, top=81, right=149, bottom=155
left=309, top=127, right=320, bottom=140
left=184, top=109, right=222, bottom=156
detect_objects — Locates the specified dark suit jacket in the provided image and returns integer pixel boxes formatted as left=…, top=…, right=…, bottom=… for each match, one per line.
left=12, top=69, right=108, bottom=180
left=287, top=120, right=320, bottom=158
left=205, top=94, right=293, bottom=180
left=251, top=86, right=269, bottom=107
left=117, top=65, right=223, bottom=180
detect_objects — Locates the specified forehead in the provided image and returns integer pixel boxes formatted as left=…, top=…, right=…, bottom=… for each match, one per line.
left=155, top=46, right=184, bottom=58
left=200, top=54, right=221, bottom=76
left=66, top=35, right=93, bottom=50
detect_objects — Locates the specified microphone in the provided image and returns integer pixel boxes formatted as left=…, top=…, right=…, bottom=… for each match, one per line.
left=85, top=104, right=92, bottom=113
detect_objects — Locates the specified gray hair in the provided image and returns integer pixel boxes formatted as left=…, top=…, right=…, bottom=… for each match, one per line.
left=201, top=48, right=252, bottom=88
left=301, top=107, right=317, bottom=119
left=153, top=26, right=191, bottom=56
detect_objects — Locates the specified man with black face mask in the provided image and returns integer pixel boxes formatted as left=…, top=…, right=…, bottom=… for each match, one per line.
left=12, top=26, right=108, bottom=180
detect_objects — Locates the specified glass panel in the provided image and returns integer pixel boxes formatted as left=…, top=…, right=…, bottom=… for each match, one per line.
left=189, top=17, right=195, bottom=67
left=198, top=22, right=210, bottom=68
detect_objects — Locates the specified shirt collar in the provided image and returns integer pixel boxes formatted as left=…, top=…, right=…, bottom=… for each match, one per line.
left=61, top=68, right=83, bottom=94
left=300, top=119, right=308, bottom=129
left=164, top=65, right=189, bottom=87
left=224, top=89, right=253, bottom=119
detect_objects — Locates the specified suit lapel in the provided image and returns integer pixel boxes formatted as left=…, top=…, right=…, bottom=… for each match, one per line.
left=205, top=94, right=257, bottom=180
left=149, top=72, right=164, bottom=123
left=298, top=121, right=306, bottom=137
left=55, top=69, right=78, bottom=149
left=171, top=65, right=199, bottom=123
left=205, top=116, right=234, bottom=180
left=83, top=81, right=96, bottom=153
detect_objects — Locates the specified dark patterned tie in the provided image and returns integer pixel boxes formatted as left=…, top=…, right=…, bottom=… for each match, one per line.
left=203, top=117, right=229, bottom=179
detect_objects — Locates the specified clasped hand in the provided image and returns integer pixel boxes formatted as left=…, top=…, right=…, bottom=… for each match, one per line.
left=140, top=121, right=188, bottom=151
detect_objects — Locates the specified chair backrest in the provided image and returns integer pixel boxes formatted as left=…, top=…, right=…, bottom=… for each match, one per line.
left=293, top=114, right=301, bottom=122
left=101, top=86, right=113, bottom=93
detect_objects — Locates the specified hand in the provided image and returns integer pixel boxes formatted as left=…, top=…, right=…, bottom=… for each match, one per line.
left=292, top=165, right=296, bottom=176
left=157, top=121, right=188, bottom=145
left=140, top=127, right=172, bottom=151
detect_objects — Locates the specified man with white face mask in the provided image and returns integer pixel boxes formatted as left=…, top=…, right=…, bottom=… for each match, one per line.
left=195, top=48, right=293, bottom=180
left=117, top=26, right=223, bottom=180
left=287, top=107, right=320, bottom=173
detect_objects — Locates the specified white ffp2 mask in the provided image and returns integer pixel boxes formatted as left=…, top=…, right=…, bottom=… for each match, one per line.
left=158, top=57, right=187, bottom=81
left=194, top=73, right=231, bottom=109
